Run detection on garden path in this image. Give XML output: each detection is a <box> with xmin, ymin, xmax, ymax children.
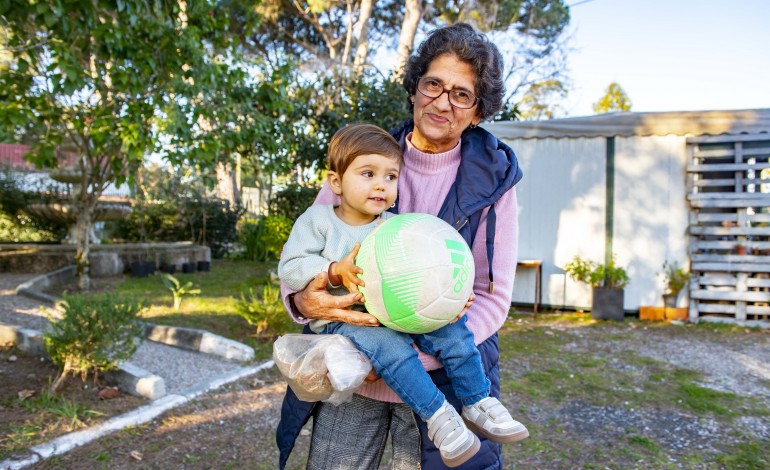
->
<box><xmin>0</xmin><ymin>274</ymin><xmax>245</xmax><ymax>394</ymax></box>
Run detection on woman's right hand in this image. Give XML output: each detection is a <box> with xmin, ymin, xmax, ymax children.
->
<box><xmin>293</xmin><ymin>271</ymin><xmax>380</xmax><ymax>326</ymax></box>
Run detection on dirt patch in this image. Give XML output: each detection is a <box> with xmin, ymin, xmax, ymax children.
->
<box><xmin>0</xmin><ymin>343</ymin><xmax>145</xmax><ymax>461</ymax></box>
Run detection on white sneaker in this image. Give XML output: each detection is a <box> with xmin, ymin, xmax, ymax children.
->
<box><xmin>462</xmin><ymin>397</ymin><xmax>529</xmax><ymax>444</ymax></box>
<box><xmin>426</xmin><ymin>401</ymin><xmax>480</xmax><ymax>467</ymax></box>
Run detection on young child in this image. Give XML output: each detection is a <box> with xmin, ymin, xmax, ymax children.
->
<box><xmin>278</xmin><ymin>123</ymin><xmax>528</xmax><ymax>467</ymax></box>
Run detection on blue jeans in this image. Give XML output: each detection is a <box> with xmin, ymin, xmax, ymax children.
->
<box><xmin>323</xmin><ymin>316</ymin><xmax>490</xmax><ymax>421</ymax></box>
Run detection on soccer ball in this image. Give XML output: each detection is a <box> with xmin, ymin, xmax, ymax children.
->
<box><xmin>355</xmin><ymin>213</ymin><xmax>475</xmax><ymax>334</ymax></box>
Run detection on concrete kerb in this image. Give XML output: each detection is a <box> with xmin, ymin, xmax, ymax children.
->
<box><xmin>0</xmin><ymin>360</ymin><xmax>275</xmax><ymax>470</ymax></box>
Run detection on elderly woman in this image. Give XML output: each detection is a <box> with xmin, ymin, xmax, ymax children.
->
<box><xmin>277</xmin><ymin>22</ymin><xmax>523</xmax><ymax>470</ymax></box>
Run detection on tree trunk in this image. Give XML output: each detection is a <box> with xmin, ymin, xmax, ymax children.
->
<box><xmin>75</xmin><ymin>205</ymin><xmax>93</xmax><ymax>292</ymax></box>
<box><xmin>353</xmin><ymin>0</ymin><xmax>374</xmax><ymax>72</ymax></box>
<box><xmin>391</xmin><ymin>0</ymin><xmax>422</xmax><ymax>81</ymax></box>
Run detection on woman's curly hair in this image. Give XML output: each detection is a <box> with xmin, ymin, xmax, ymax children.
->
<box><xmin>403</xmin><ymin>23</ymin><xmax>505</xmax><ymax>121</ymax></box>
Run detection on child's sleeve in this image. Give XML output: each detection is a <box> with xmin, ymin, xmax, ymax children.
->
<box><xmin>278</xmin><ymin>209</ymin><xmax>332</xmax><ymax>292</ymax></box>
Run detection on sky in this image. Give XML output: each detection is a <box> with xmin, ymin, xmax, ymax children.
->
<box><xmin>562</xmin><ymin>0</ymin><xmax>770</xmax><ymax>117</ymax></box>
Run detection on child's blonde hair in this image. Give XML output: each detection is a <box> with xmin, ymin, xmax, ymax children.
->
<box><xmin>328</xmin><ymin>124</ymin><xmax>403</xmax><ymax>177</ymax></box>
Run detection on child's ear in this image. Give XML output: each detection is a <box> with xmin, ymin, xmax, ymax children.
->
<box><xmin>328</xmin><ymin>171</ymin><xmax>343</xmax><ymax>195</ymax></box>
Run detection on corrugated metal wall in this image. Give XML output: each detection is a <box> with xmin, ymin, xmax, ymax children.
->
<box><xmin>504</xmin><ymin>134</ymin><xmax>690</xmax><ymax>311</ymax></box>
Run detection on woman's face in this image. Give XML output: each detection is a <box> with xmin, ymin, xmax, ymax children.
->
<box><xmin>410</xmin><ymin>53</ymin><xmax>481</xmax><ymax>154</ymax></box>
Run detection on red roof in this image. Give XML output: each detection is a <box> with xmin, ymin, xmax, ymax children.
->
<box><xmin>0</xmin><ymin>144</ymin><xmax>78</xmax><ymax>171</ymax></box>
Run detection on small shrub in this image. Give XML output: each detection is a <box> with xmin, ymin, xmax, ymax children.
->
<box><xmin>237</xmin><ymin>215</ymin><xmax>292</xmax><ymax>261</ymax></box>
<box><xmin>564</xmin><ymin>255</ymin><xmax>629</xmax><ymax>289</ymax></box>
<box><xmin>238</xmin><ymin>218</ymin><xmax>268</xmax><ymax>262</ymax></box>
<box><xmin>161</xmin><ymin>274</ymin><xmax>201</xmax><ymax>310</ymax></box>
<box><xmin>261</xmin><ymin>215</ymin><xmax>293</xmax><ymax>260</ymax></box>
<box><xmin>662</xmin><ymin>261</ymin><xmax>690</xmax><ymax>295</ymax></box>
<box><xmin>43</xmin><ymin>294</ymin><xmax>145</xmax><ymax>392</ymax></box>
<box><xmin>235</xmin><ymin>281</ymin><xmax>294</xmax><ymax>339</ymax></box>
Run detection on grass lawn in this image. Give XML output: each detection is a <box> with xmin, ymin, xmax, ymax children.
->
<box><xmin>78</xmin><ymin>259</ymin><xmax>302</xmax><ymax>360</ymax></box>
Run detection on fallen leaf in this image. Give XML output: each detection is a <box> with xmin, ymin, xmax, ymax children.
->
<box><xmin>130</xmin><ymin>450</ymin><xmax>143</xmax><ymax>461</ymax></box>
<box><xmin>97</xmin><ymin>387</ymin><xmax>121</xmax><ymax>400</ymax></box>
<box><xmin>18</xmin><ymin>389</ymin><xmax>35</xmax><ymax>401</ymax></box>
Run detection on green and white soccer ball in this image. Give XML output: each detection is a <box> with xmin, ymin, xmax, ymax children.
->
<box><xmin>355</xmin><ymin>213</ymin><xmax>475</xmax><ymax>334</ymax></box>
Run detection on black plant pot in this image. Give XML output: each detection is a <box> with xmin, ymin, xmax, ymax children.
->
<box><xmin>662</xmin><ymin>293</ymin><xmax>679</xmax><ymax>308</ymax></box>
<box><xmin>591</xmin><ymin>287</ymin><xmax>625</xmax><ymax>321</ymax></box>
<box><xmin>197</xmin><ymin>261</ymin><xmax>211</xmax><ymax>272</ymax></box>
<box><xmin>131</xmin><ymin>261</ymin><xmax>154</xmax><ymax>278</ymax></box>
<box><xmin>182</xmin><ymin>262</ymin><xmax>197</xmax><ymax>274</ymax></box>
<box><xmin>160</xmin><ymin>263</ymin><xmax>177</xmax><ymax>275</ymax></box>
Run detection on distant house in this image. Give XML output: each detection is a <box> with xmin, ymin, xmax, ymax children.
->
<box><xmin>0</xmin><ymin>144</ymin><xmax>129</xmax><ymax>197</ymax></box>
<box><xmin>484</xmin><ymin>109</ymin><xmax>770</xmax><ymax>325</ymax></box>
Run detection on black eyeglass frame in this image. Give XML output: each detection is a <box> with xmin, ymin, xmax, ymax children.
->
<box><xmin>416</xmin><ymin>77</ymin><xmax>479</xmax><ymax>109</ymax></box>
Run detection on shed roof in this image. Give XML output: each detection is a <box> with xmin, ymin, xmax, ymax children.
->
<box><xmin>483</xmin><ymin>108</ymin><xmax>770</xmax><ymax>140</ymax></box>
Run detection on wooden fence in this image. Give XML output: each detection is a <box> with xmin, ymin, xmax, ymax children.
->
<box><xmin>686</xmin><ymin>134</ymin><xmax>770</xmax><ymax>325</ymax></box>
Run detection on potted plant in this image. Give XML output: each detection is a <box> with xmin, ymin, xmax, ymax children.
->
<box><xmin>564</xmin><ymin>255</ymin><xmax>630</xmax><ymax>321</ymax></box>
<box><xmin>661</xmin><ymin>261</ymin><xmax>690</xmax><ymax>308</ymax></box>
<box><xmin>159</xmin><ymin>253</ymin><xmax>176</xmax><ymax>275</ymax></box>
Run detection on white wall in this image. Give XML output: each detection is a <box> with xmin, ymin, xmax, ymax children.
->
<box><xmin>508</xmin><ymin>137</ymin><xmax>607</xmax><ymax>310</ymax></box>
<box><xmin>614</xmin><ymin>135</ymin><xmax>690</xmax><ymax>308</ymax></box>
<box><xmin>504</xmin><ymin>134</ymin><xmax>690</xmax><ymax>311</ymax></box>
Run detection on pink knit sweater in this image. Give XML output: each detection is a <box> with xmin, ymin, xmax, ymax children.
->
<box><xmin>285</xmin><ymin>133</ymin><xmax>519</xmax><ymax>403</ymax></box>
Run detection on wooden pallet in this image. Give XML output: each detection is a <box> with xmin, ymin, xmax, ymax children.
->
<box><xmin>686</xmin><ymin>135</ymin><xmax>770</xmax><ymax>325</ymax></box>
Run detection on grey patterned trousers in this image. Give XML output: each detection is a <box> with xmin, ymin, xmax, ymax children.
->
<box><xmin>307</xmin><ymin>394</ymin><xmax>422</xmax><ymax>470</ymax></box>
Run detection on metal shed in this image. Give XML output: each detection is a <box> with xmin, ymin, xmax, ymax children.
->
<box><xmin>485</xmin><ymin>109</ymin><xmax>770</xmax><ymax>324</ymax></box>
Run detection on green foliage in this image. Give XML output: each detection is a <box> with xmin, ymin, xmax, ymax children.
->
<box><xmin>238</xmin><ymin>218</ymin><xmax>269</xmax><ymax>262</ymax></box>
<box><xmin>268</xmin><ymin>183</ymin><xmax>320</xmax><ymax>221</ymax></box>
<box><xmin>0</xmin><ymin>0</ymin><xmax>287</xmax><ymax>284</ymax></box>
<box><xmin>564</xmin><ymin>255</ymin><xmax>630</xmax><ymax>289</ymax></box>
<box><xmin>20</xmin><ymin>388</ymin><xmax>103</xmax><ymax>430</ymax></box>
<box><xmin>662</xmin><ymin>261</ymin><xmax>690</xmax><ymax>295</ymax></box>
<box><xmin>592</xmin><ymin>82</ymin><xmax>633</xmax><ymax>114</ymax></box>
<box><xmin>162</xmin><ymin>274</ymin><xmax>201</xmax><ymax>311</ymax></box>
<box><xmin>517</xmin><ymin>79</ymin><xmax>567</xmax><ymax>120</ymax></box>
<box><xmin>43</xmin><ymin>294</ymin><xmax>145</xmax><ymax>391</ymax></box>
<box><xmin>0</xmin><ymin>170</ymin><xmax>67</xmax><ymax>242</ymax></box>
<box><xmin>186</xmin><ymin>198</ymin><xmax>245</xmax><ymax>259</ymax></box>
<box><xmin>235</xmin><ymin>280</ymin><xmax>294</xmax><ymax>340</ymax></box>
<box><xmin>237</xmin><ymin>215</ymin><xmax>293</xmax><ymax>262</ymax></box>
<box><xmin>262</xmin><ymin>215</ymin><xmax>293</xmax><ymax>259</ymax></box>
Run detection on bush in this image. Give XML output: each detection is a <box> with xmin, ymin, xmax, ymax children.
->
<box><xmin>0</xmin><ymin>170</ymin><xmax>67</xmax><ymax>242</ymax></box>
<box><xmin>43</xmin><ymin>294</ymin><xmax>145</xmax><ymax>392</ymax></box>
<box><xmin>185</xmin><ymin>198</ymin><xmax>245</xmax><ymax>259</ymax></box>
<box><xmin>237</xmin><ymin>215</ymin><xmax>292</xmax><ymax>262</ymax></box>
<box><xmin>268</xmin><ymin>183</ymin><xmax>319</xmax><ymax>221</ymax></box>
<box><xmin>235</xmin><ymin>280</ymin><xmax>296</xmax><ymax>340</ymax></box>
<box><xmin>564</xmin><ymin>255</ymin><xmax>629</xmax><ymax>289</ymax></box>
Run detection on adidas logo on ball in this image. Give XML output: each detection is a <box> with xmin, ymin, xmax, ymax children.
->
<box><xmin>356</xmin><ymin>213</ymin><xmax>475</xmax><ymax>334</ymax></box>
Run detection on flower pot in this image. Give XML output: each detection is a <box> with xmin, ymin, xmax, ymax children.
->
<box><xmin>197</xmin><ymin>261</ymin><xmax>211</xmax><ymax>272</ymax></box>
<box><xmin>182</xmin><ymin>262</ymin><xmax>196</xmax><ymax>274</ymax></box>
<box><xmin>160</xmin><ymin>263</ymin><xmax>177</xmax><ymax>275</ymax></box>
<box><xmin>131</xmin><ymin>261</ymin><xmax>154</xmax><ymax>278</ymax></box>
<box><xmin>662</xmin><ymin>293</ymin><xmax>679</xmax><ymax>308</ymax></box>
<box><xmin>591</xmin><ymin>287</ymin><xmax>625</xmax><ymax>321</ymax></box>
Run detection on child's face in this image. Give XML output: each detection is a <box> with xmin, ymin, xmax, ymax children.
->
<box><xmin>329</xmin><ymin>153</ymin><xmax>400</xmax><ymax>225</ymax></box>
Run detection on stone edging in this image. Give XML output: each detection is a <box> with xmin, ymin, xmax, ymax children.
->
<box><xmin>6</xmin><ymin>268</ymin><xmax>256</xmax><ymax>401</ymax></box>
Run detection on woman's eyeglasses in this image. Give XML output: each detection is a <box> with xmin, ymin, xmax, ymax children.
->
<box><xmin>417</xmin><ymin>77</ymin><xmax>478</xmax><ymax>109</ymax></box>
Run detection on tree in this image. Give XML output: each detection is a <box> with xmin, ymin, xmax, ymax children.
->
<box><xmin>592</xmin><ymin>82</ymin><xmax>632</xmax><ymax>114</ymax></box>
<box><xmin>517</xmin><ymin>79</ymin><xmax>567</xmax><ymax>120</ymax></box>
<box><xmin>0</xmin><ymin>1</ymin><xmax>287</xmax><ymax>290</ymax></box>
